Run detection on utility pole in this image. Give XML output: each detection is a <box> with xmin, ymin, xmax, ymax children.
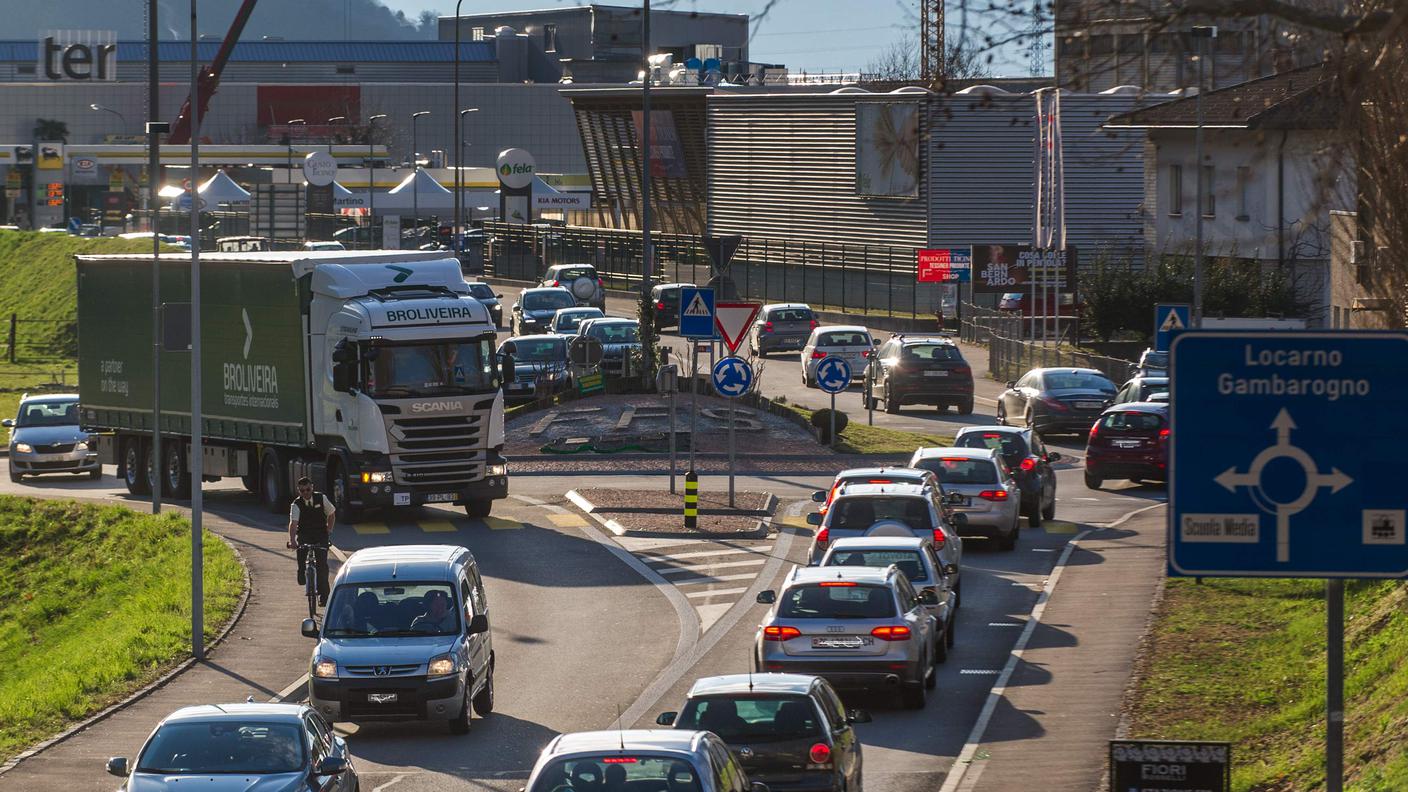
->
<box><xmin>1191</xmin><ymin>25</ymin><xmax>1217</xmax><ymax>328</ymax></box>
<box><xmin>148</xmin><ymin>0</ymin><xmax>164</xmax><ymax>516</ymax></box>
<box><xmin>411</xmin><ymin>110</ymin><xmax>429</xmax><ymax>245</ymax></box>
<box><xmin>188</xmin><ymin>0</ymin><xmax>205</xmax><ymax>662</ymax></box>
<box><xmin>454</xmin><ymin>0</ymin><xmax>467</xmax><ymax>249</ymax></box>
<box><xmin>640</xmin><ymin>0</ymin><xmax>656</xmax><ymax>387</ymax></box>
<box><xmin>367</xmin><ymin>114</ymin><xmax>386</xmax><ymax>248</ymax></box>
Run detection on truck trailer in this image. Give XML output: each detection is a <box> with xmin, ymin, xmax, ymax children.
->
<box><xmin>76</xmin><ymin>250</ymin><xmax>509</xmax><ymax>519</ymax></box>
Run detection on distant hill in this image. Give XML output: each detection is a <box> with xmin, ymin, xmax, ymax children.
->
<box><xmin>13</xmin><ymin>0</ymin><xmax>436</xmax><ymax>42</ymax></box>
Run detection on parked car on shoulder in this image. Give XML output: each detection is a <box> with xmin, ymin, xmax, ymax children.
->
<box><xmin>656</xmin><ymin>673</ymin><xmax>868</xmax><ymax>792</ymax></box>
<box><xmin>651</xmin><ymin>282</ymin><xmax>696</xmax><ymax>330</ymax></box>
<box><xmin>4</xmin><ymin>393</ymin><xmax>99</xmax><ymax>482</ymax></box>
<box><xmin>864</xmin><ymin>334</ymin><xmax>974</xmax><ymax>414</ymax></box>
<box><xmin>750</xmin><ymin>304</ymin><xmax>816</xmax><ymax>356</ymax></box>
<box><xmin>801</xmin><ymin>325</ymin><xmax>875</xmax><ymax>388</ymax></box>
<box><xmin>908</xmin><ymin>447</ymin><xmax>1021</xmax><ymax>549</ymax></box>
<box><xmin>1084</xmin><ymin>401</ymin><xmax>1169</xmax><ymax>489</ymax></box>
<box><xmin>997</xmin><ymin>367</ymin><xmax>1116</xmax><ymax>435</ymax></box>
<box><xmin>539</xmin><ymin>263</ymin><xmax>606</xmax><ymax>309</ymax></box>
<box><xmin>952</xmin><ymin>426</ymin><xmax>1059</xmax><ymax>527</ymax></box>
<box><xmin>524</xmin><ymin>730</ymin><xmax>766</xmax><ymax>792</ymax></box>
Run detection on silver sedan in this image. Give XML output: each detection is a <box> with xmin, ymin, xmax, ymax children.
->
<box><xmin>908</xmin><ymin>446</ymin><xmax>1022</xmax><ymax>550</ymax></box>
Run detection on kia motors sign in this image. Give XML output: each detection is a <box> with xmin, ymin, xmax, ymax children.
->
<box><xmin>496</xmin><ymin>148</ymin><xmax>536</xmax><ymax>190</ymax></box>
<box><xmin>39</xmin><ymin>30</ymin><xmax>117</xmax><ymax>81</ymax></box>
<box><xmin>917</xmin><ymin>247</ymin><xmax>972</xmax><ymax>283</ymax></box>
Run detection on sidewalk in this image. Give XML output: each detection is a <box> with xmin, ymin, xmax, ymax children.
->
<box><xmin>961</xmin><ymin>507</ymin><xmax>1166</xmax><ymax>791</ymax></box>
<box><xmin>0</xmin><ymin>505</ymin><xmax>314</xmax><ymax>792</ymax></box>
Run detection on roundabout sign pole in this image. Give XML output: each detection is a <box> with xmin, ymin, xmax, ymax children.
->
<box><xmin>712</xmin><ymin>356</ymin><xmax>755</xmax><ymax>507</ymax></box>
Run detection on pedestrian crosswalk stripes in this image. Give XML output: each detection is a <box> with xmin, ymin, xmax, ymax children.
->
<box><xmin>660</xmin><ymin>571</ymin><xmax>761</xmax><ymax>587</ymax></box>
<box><xmin>654</xmin><ymin>558</ymin><xmax>767</xmax><ymax>575</ymax></box>
<box><xmin>420</xmin><ymin>520</ymin><xmax>457</xmax><ymax>533</ymax></box>
<box><xmin>637</xmin><ymin>545</ymin><xmax>773</xmax><ymax>562</ymax></box>
<box><xmin>547</xmin><ymin>513</ymin><xmax>588</xmax><ymax>528</ymax></box>
<box><xmin>685</xmin><ymin>586</ymin><xmax>748</xmax><ymax>599</ymax></box>
<box><xmin>608</xmin><ymin>534</ymin><xmax>779</xmax><ymax>634</ymax></box>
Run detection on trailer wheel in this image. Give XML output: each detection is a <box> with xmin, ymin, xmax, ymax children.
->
<box><xmin>260</xmin><ymin>450</ymin><xmax>289</xmax><ymax>514</ymax></box>
<box><xmin>163</xmin><ymin>440</ymin><xmax>191</xmax><ymax>499</ymax></box>
<box><xmin>124</xmin><ymin>437</ymin><xmax>152</xmax><ymax>496</ymax></box>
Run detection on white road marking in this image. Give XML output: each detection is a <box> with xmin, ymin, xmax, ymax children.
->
<box><xmin>987</xmin><ymin>622</ymin><xmax>1023</xmax><ymax>627</ymax></box>
<box><xmin>696</xmin><ymin>602</ymin><xmax>732</xmax><ymax>633</ymax></box>
<box><xmin>665</xmin><ymin>571</ymin><xmax>764</xmax><ymax>586</ymax></box>
<box><xmin>1031</xmin><ymin>548</ymin><xmax>1056</xmax><ymax>552</ymax></box>
<box><xmin>959</xmin><ymin>669</ymin><xmax>1002</xmax><ymax>675</ymax></box>
<box><xmin>656</xmin><ymin>558</ymin><xmax>767</xmax><ymax>575</ymax></box>
<box><xmin>685</xmin><ymin>587</ymin><xmax>749</xmax><ymax>599</ymax></box>
<box><xmin>638</xmin><ymin>545</ymin><xmax>773</xmax><ymax>562</ymax></box>
<box><xmin>371</xmin><ymin>774</ymin><xmax>408</xmax><ymax>792</ymax></box>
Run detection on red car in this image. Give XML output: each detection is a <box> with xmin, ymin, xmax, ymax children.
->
<box><xmin>1084</xmin><ymin>402</ymin><xmax>1169</xmax><ymax>488</ymax></box>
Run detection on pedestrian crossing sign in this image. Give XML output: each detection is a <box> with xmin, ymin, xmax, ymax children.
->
<box><xmin>679</xmin><ymin>287</ymin><xmax>717</xmax><ymax>338</ymax></box>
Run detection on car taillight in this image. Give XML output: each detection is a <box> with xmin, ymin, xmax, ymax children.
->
<box><xmin>809</xmin><ymin>319</ymin><xmax>819</xmax><ymax>329</ymax></box>
<box><xmin>861</xmin><ymin>349</ymin><xmax>872</xmax><ymax>358</ymax></box>
<box><xmin>811</xmin><ymin>350</ymin><xmax>827</xmax><ymax>359</ymax></box>
<box><xmin>1089</xmin><ymin>423</ymin><xmax>1102</xmax><ymax>441</ymax></box>
<box><xmin>809</xmin><ymin>743</ymin><xmax>832</xmax><ymax>764</ymax></box>
<box><xmin>763</xmin><ymin>625</ymin><xmax>801</xmax><ymax>641</ymax></box>
<box><xmin>1159</xmin><ymin>427</ymin><xmax>1170</xmax><ymax>439</ymax></box>
<box><xmin>816</xmin><ymin>526</ymin><xmax>829</xmax><ymax>546</ymax></box>
<box><xmin>871</xmin><ymin>625</ymin><xmax>912</xmax><ymax>641</ymax></box>
<box><xmin>931</xmin><ymin>527</ymin><xmax>946</xmax><ymax>547</ymax></box>
<box><xmin>764</xmin><ymin>321</ymin><xmax>774</xmax><ymax>332</ymax></box>
<box><xmin>1041</xmin><ymin>396</ymin><xmax>1070</xmax><ymax>412</ymax></box>
<box><xmin>1020</xmin><ymin>458</ymin><xmax>1037</xmax><ymax>471</ymax></box>
<box><xmin>656</xmin><ymin>301</ymin><xmax>665</xmax><ymax>310</ymax></box>
<box><xmin>954</xmin><ymin>365</ymin><xmax>972</xmax><ymax>376</ymax></box>
<box><xmin>820</xmin><ymin>581</ymin><xmax>857</xmax><ymax>587</ymax></box>
<box><xmin>979</xmin><ymin>490</ymin><xmax>1009</xmax><ymax>501</ymax></box>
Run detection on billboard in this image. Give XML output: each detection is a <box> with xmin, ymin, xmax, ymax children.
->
<box><xmin>917</xmin><ymin>247</ymin><xmax>972</xmax><ymax>283</ymax></box>
<box><xmin>631</xmin><ymin>110</ymin><xmax>688</xmax><ymax>179</ymax></box>
<box><xmin>971</xmin><ymin>244</ymin><xmax>1078</xmax><ymax>294</ymax></box>
<box><xmin>855</xmin><ymin>102</ymin><xmax>920</xmax><ymax>198</ymax></box>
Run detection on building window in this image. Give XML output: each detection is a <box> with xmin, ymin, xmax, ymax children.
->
<box><xmin>1202</xmin><ymin>164</ymin><xmax>1215</xmax><ymax>217</ymax></box>
<box><xmin>544</xmin><ymin>23</ymin><xmax>558</xmax><ymax>52</ymax></box>
<box><xmin>471</xmin><ymin>26</ymin><xmax>485</xmax><ymax>42</ymax></box>
<box><xmin>1168</xmin><ymin>164</ymin><xmax>1183</xmax><ymax>215</ymax></box>
<box><xmin>1235</xmin><ymin>165</ymin><xmax>1250</xmax><ymax>220</ymax></box>
<box><xmin>335</xmin><ymin>65</ymin><xmax>355</xmax><ymax>74</ymax></box>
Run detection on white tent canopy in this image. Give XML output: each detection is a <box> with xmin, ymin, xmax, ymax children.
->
<box><xmin>378</xmin><ymin>167</ymin><xmax>454</xmax><ymax>211</ymax></box>
<box><xmin>158</xmin><ymin>170</ymin><xmax>251</xmax><ymax>205</ymax></box>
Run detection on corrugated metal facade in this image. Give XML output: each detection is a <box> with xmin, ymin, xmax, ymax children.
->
<box><xmin>706</xmin><ymin>92</ymin><xmax>929</xmax><ymax>250</ymax></box>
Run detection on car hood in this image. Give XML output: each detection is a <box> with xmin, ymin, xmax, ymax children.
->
<box><xmin>317</xmin><ymin>635</ymin><xmax>457</xmax><ymax>665</ymax></box>
<box><xmin>130</xmin><ymin>772</ymin><xmax>304</xmax><ymax>792</ymax></box>
<box><xmin>11</xmin><ymin>425</ymin><xmax>89</xmax><ymax>445</ymax></box>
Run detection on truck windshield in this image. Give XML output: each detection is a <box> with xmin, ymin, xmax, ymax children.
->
<box><xmin>366</xmin><ymin>337</ymin><xmax>496</xmax><ymax>397</ymax></box>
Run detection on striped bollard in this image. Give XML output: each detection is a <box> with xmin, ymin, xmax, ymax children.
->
<box><xmin>684</xmin><ymin>470</ymin><xmax>698</xmax><ymax>529</ymax></box>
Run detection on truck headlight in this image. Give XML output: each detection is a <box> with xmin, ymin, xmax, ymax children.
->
<box><xmin>13</xmin><ymin>443</ymin><xmax>31</xmax><ymax>454</ymax></box>
<box><xmin>487</xmin><ymin>463</ymin><xmax>507</xmax><ymax>477</ymax></box>
<box><xmin>360</xmin><ymin>471</ymin><xmax>392</xmax><ymax>483</ymax></box>
<box><xmin>313</xmin><ymin>659</ymin><xmax>338</xmax><ymax>679</ymax></box>
<box><xmin>427</xmin><ymin>654</ymin><xmax>457</xmax><ymax>678</ymax></box>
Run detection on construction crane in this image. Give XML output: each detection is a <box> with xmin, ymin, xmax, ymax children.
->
<box><xmin>167</xmin><ymin>0</ymin><xmax>261</xmax><ymax>144</ymax></box>
<box><xmin>919</xmin><ymin>0</ymin><xmax>944</xmax><ymax>84</ymax></box>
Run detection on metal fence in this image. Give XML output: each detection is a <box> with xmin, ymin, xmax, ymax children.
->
<box><xmin>986</xmin><ymin>332</ymin><xmax>1136</xmax><ymax>384</ymax></box>
<box><xmin>482</xmin><ymin>223</ymin><xmax>944</xmax><ymax>318</ymax></box>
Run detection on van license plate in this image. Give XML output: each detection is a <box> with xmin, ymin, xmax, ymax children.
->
<box><xmin>393</xmin><ymin>492</ymin><xmax>411</xmax><ymax>506</ymax></box>
<box><xmin>425</xmin><ymin>493</ymin><xmax>457</xmax><ymax>503</ymax></box>
<box><xmin>367</xmin><ymin>693</ymin><xmax>398</xmax><ymax>704</ymax></box>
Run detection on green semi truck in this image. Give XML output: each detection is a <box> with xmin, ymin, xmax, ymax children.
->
<box><xmin>76</xmin><ymin>250</ymin><xmax>509</xmax><ymax>518</ymax></box>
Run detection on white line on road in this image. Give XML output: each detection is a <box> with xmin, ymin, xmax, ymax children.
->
<box><xmin>371</xmin><ymin>774</ymin><xmax>408</xmax><ymax>792</ymax></box>
<box><xmin>656</xmin><ymin>558</ymin><xmax>767</xmax><ymax>574</ymax></box>
<box><xmin>665</xmin><ymin>571</ymin><xmax>764</xmax><ymax>586</ymax></box>
<box><xmin>987</xmin><ymin>622</ymin><xmax>1023</xmax><ymax>627</ymax></box>
<box><xmin>638</xmin><ymin>545</ymin><xmax>773</xmax><ymax>562</ymax></box>
<box><xmin>1031</xmin><ymin>548</ymin><xmax>1056</xmax><ymax>552</ymax></box>
<box><xmin>959</xmin><ymin>669</ymin><xmax>1002</xmax><ymax>675</ymax></box>
<box><xmin>685</xmin><ymin>587</ymin><xmax>749</xmax><ymax>599</ymax></box>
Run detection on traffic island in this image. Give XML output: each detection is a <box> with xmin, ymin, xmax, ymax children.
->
<box><xmin>566</xmin><ymin>488</ymin><xmax>776</xmax><ymax>538</ymax></box>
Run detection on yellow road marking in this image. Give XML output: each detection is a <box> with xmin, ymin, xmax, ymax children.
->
<box><xmin>548</xmin><ymin>513</ymin><xmax>588</xmax><ymax>528</ymax></box>
<box><xmin>352</xmin><ymin>522</ymin><xmax>390</xmax><ymax>535</ymax></box>
<box><xmin>1044</xmin><ymin>520</ymin><xmax>1079</xmax><ymax>534</ymax></box>
<box><xmin>420</xmin><ymin>520</ymin><xmax>458</xmax><ymax>533</ymax></box>
<box><xmin>484</xmin><ymin>517</ymin><xmax>523</xmax><ymax>530</ymax></box>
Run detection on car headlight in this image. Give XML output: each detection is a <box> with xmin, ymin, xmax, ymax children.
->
<box><xmin>74</xmin><ymin>441</ymin><xmax>89</xmax><ymax>453</ymax></box>
<box><xmin>313</xmin><ymin>659</ymin><xmax>338</xmax><ymax>679</ymax></box>
<box><xmin>487</xmin><ymin>463</ymin><xmax>507</xmax><ymax>477</ymax></box>
<box><xmin>427</xmin><ymin>654</ymin><xmax>457</xmax><ymax>678</ymax></box>
<box><xmin>360</xmin><ymin>471</ymin><xmax>391</xmax><ymax>483</ymax></box>
<box><xmin>13</xmin><ymin>443</ymin><xmax>31</xmax><ymax>454</ymax></box>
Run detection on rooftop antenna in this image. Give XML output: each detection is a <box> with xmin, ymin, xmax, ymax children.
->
<box><xmin>748</xmin><ymin>648</ymin><xmax>755</xmax><ymax>691</ymax></box>
<box><xmin>616</xmin><ymin>701</ymin><xmax>626</xmax><ymax>751</ymax></box>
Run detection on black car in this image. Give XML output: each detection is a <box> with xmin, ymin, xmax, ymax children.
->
<box><xmin>465</xmin><ymin>281</ymin><xmax>503</xmax><ymax>328</ymax></box>
<box><xmin>953</xmin><ymin>425</ymin><xmax>1061</xmax><ymax>526</ymax></box>
<box><xmin>864</xmin><ymin>334</ymin><xmax>974</xmax><ymax>414</ymax></box>
<box><xmin>651</xmin><ymin>282</ymin><xmax>695</xmax><ymax>330</ymax></box>
<box><xmin>499</xmin><ymin>335</ymin><xmax>571</xmax><ymax>402</ymax></box>
<box><xmin>657</xmin><ymin>673</ymin><xmax>868</xmax><ymax>792</ymax></box>
<box><xmin>511</xmin><ymin>287</ymin><xmax>576</xmax><ymax>335</ymax></box>
<box><xmin>998</xmin><ymin>367</ymin><xmax>1116</xmax><ymax>436</ymax></box>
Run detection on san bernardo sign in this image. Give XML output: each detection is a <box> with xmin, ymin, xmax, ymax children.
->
<box><xmin>496</xmin><ymin>148</ymin><xmax>536</xmax><ymax>190</ymax></box>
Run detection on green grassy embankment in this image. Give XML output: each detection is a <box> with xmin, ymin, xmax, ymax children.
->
<box><xmin>1125</xmin><ymin>578</ymin><xmax>1408</xmax><ymax>790</ymax></box>
<box><xmin>0</xmin><ymin>230</ymin><xmax>170</xmax><ymax>419</ymax></box>
<box><xmin>0</xmin><ymin>496</ymin><xmax>244</xmax><ymax>762</ymax></box>
<box><xmin>780</xmin><ymin>402</ymin><xmax>952</xmax><ymax>455</ymax></box>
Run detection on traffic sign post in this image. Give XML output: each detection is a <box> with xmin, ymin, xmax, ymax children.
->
<box><xmin>714</xmin><ymin>302</ymin><xmax>760</xmax><ymax>355</ymax></box>
<box><xmin>1154</xmin><ymin>304</ymin><xmax>1190</xmax><ymax>352</ymax></box>
<box><xmin>679</xmin><ymin>286</ymin><xmax>716</xmax><ymax>338</ymax></box>
<box><xmin>814</xmin><ymin>356</ymin><xmax>852</xmax><ymax>448</ymax></box>
<box><xmin>712</xmin><ymin>356</ymin><xmax>755</xmax><ymax>506</ymax></box>
<box><xmin>1171</xmin><ymin>330</ymin><xmax>1408</xmax><ymax>792</ymax></box>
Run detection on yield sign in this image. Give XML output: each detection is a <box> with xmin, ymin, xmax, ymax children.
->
<box><xmin>714</xmin><ymin>302</ymin><xmax>760</xmax><ymax>354</ymax></box>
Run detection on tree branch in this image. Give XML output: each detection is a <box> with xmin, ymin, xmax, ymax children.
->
<box><xmin>1168</xmin><ymin>0</ymin><xmax>1394</xmax><ymax>36</ymax></box>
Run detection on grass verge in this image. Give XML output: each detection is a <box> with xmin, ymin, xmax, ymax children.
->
<box><xmin>1125</xmin><ymin>578</ymin><xmax>1408</xmax><ymax>791</ymax></box>
<box><xmin>0</xmin><ymin>496</ymin><xmax>244</xmax><ymax>762</ymax></box>
<box><xmin>780</xmin><ymin>403</ymin><xmax>952</xmax><ymax>455</ymax></box>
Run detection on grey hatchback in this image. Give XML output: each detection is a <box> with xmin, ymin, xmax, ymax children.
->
<box><xmin>4</xmin><ymin>394</ymin><xmax>100</xmax><ymax>481</ymax></box>
<box><xmin>525</xmin><ymin>730</ymin><xmax>769</xmax><ymax>792</ymax></box>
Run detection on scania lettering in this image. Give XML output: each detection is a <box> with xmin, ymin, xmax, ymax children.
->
<box><xmin>77</xmin><ymin>251</ymin><xmax>510</xmax><ymax>520</ymax></box>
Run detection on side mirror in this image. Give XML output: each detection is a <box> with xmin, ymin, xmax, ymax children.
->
<box><xmin>300</xmin><ymin>618</ymin><xmax>320</xmax><ymax>639</ymax></box>
<box><xmin>1005</xmin><ymin>380</ymin><xmax>1016</xmax><ymax>390</ymax></box>
<box><xmin>105</xmin><ymin>757</ymin><xmax>129</xmax><ymax>777</ymax></box>
<box><xmin>494</xmin><ymin>293</ymin><xmax>503</xmax><ymax>299</ymax></box>
<box><xmin>315</xmin><ymin>756</ymin><xmax>348</xmax><ymax>776</ymax></box>
<box><xmin>805</xmin><ymin>512</ymin><xmax>822</xmax><ymax>526</ymax></box>
<box><xmin>918</xmin><ymin>589</ymin><xmax>939</xmax><ymax>606</ymax></box>
<box><xmin>1</xmin><ymin>419</ymin><xmax>11</xmax><ymax>428</ymax></box>
<box><xmin>949</xmin><ymin>512</ymin><xmax>968</xmax><ymax>528</ymax></box>
<box><xmin>756</xmin><ymin>590</ymin><xmax>777</xmax><ymax>605</ymax></box>
<box><xmin>332</xmin><ymin>362</ymin><xmax>355</xmax><ymax>394</ymax></box>
<box><xmin>944</xmin><ymin>563</ymin><xmax>959</xmax><ymax>576</ymax></box>
<box><xmin>655</xmin><ymin>711</ymin><xmax>678</xmax><ymax>726</ymax></box>
<box><xmin>331</xmin><ymin>338</ymin><xmax>357</xmax><ymax>364</ymax></box>
<box><xmin>500</xmin><ymin>353</ymin><xmax>515</xmax><ymax>386</ymax></box>
<box><xmin>810</xmin><ymin>490</ymin><xmax>827</xmax><ymax>503</ymax></box>
<box><xmin>872</xmin><ymin>338</ymin><xmax>880</xmax><ymax>346</ymax></box>
<box><xmin>1047</xmin><ymin>452</ymin><xmax>1062</xmax><ymax>462</ymax></box>
<box><xmin>846</xmin><ymin>708</ymin><xmax>872</xmax><ymax>724</ymax></box>
<box><xmin>468</xmin><ymin>614</ymin><xmax>490</xmax><ymax>635</ymax></box>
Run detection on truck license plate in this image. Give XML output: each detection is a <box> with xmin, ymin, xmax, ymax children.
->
<box><xmin>393</xmin><ymin>492</ymin><xmax>411</xmax><ymax>506</ymax></box>
<box><xmin>425</xmin><ymin>493</ymin><xmax>457</xmax><ymax>503</ymax></box>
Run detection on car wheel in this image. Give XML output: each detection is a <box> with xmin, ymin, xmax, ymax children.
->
<box><xmin>1042</xmin><ymin>485</ymin><xmax>1057</xmax><ymax>520</ymax></box>
<box><xmin>999</xmin><ymin>521</ymin><xmax>1018</xmax><ymax>551</ymax></box>
<box><xmin>472</xmin><ymin>662</ymin><xmax>495</xmax><ymax>716</ymax></box>
<box><xmin>1026</xmin><ymin>499</ymin><xmax>1043</xmax><ymax>528</ymax></box>
<box><xmin>465</xmin><ymin>498</ymin><xmax>493</xmax><ymax>519</ymax></box>
<box><xmin>932</xmin><ymin>630</ymin><xmax>948</xmax><ymax>666</ymax></box>
<box><xmin>448</xmin><ymin>682</ymin><xmax>472</xmax><ymax>734</ymax></box>
<box><xmin>884</xmin><ymin>384</ymin><xmax>901</xmax><ymax>414</ymax></box>
<box><xmin>946</xmin><ymin>615</ymin><xmax>957</xmax><ymax>648</ymax></box>
<box><xmin>8</xmin><ymin>468</ymin><xmax>21</xmax><ymax>483</ymax></box>
<box><xmin>995</xmin><ymin>403</ymin><xmax>1007</xmax><ymax>425</ymax></box>
<box><xmin>902</xmin><ymin>671</ymin><xmax>928</xmax><ymax>709</ymax></box>
<box><xmin>89</xmin><ymin>467</ymin><xmax>102</xmax><ymax>481</ymax></box>
<box><xmin>1084</xmin><ymin>471</ymin><xmax>1103</xmax><ymax>490</ymax></box>
<box><xmin>957</xmin><ymin>398</ymin><xmax>974</xmax><ymax>415</ymax></box>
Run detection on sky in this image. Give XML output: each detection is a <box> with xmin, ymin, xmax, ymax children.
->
<box><xmin>379</xmin><ymin>0</ymin><xmax>1037</xmax><ymax>76</ymax></box>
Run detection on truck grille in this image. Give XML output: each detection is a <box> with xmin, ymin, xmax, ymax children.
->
<box><xmin>389</xmin><ymin>415</ymin><xmax>481</xmax><ymax>451</ymax></box>
<box><xmin>386</xmin><ymin>413</ymin><xmax>485</xmax><ymax>486</ymax></box>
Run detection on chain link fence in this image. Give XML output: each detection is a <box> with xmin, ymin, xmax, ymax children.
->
<box><xmin>958</xmin><ymin>301</ymin><xmax>1135</xmax><ymax>383</ymax></box>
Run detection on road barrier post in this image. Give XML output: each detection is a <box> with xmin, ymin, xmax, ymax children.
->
<box><xmin>684</xmin><ymin>471</ymin><xmax>698</xmax><ymax>529</ymax></box>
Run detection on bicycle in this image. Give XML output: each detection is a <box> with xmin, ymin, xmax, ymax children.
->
<box><xmin>298</xmin><ymin>543</ymin><xmax>330</xmax><ymax>620</ymax></box>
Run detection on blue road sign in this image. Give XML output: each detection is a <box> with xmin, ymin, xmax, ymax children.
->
<box><xmin>711</xmin><ymin>356</ymin><xmax>754</xmax><ymax>398</ymax></box>
<box><xmin>1170</xmin><ymin>331</ymin><xmax>1408</xmax><ymax>578</ymax></box>
<box><xmin>1154</xmin><ymin>304</ymin><xmax>1190</xmax><ymax>352</ymax></box>
<box><xmin>679</xmin><ymin>287</ymin><xmax>716</xmax><ymax>338</ymax></box>
<box><xmin>815</xmin><ymin>356</ymin><xmax>852</xmax><ymax>395</ymax></box>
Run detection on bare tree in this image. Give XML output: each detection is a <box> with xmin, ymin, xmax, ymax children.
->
<box><xmin>862</xmin><ymin>37</ymin><xmax>993</xmax><ymax>82</ymax></box>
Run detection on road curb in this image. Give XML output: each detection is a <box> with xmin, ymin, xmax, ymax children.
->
<box><xmin>0</xmin><ymin>533</ymin><xmax>254</xmax><ymax>777</ymax></box>
<box><xmin>564</xmin><ymin>488</ymin><xmax>775</xmax><ymax>539</ymax></box>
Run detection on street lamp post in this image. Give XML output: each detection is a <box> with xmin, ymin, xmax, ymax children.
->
<box><xmin>458</xmin><ymin>107</ymin><xmax>479</xmax><ymax>249</ymax></box>
<box><xmin>640</xmin><ymin>0</ymin><xmax>656</xmax><ymax>389</ymax></box>
<box><xmin>326</xmin><ymin>116</ymin><xmax>346</xmax><ymax>156</ymax></box>
<box><xmin>90</xmin><ymin>103</ymin><xmax>127</xmax><ymax>130</ymax></box>
<box><xmin>454</xmin><ymin>0</ymin><xmax>468</xmax><ymax>249</ymax></box>
<box><xmin>287</xmin><ymin>119</ymin><xmax>306</xmax><ymax>181</ymax></box>
<box><xmin>1191</xmin><ymin>25</ymin><xmax>1216</xmax><ymax>328</ymax></box>
<box><xmin>367</xmin><ymin>114</ymin><xmax>386</xmax><ymax>248</ymax></box>
<box><xmin>410</xmin><ymin>110</ymin><xmax>430</xmax><ymax>243</ymax></box>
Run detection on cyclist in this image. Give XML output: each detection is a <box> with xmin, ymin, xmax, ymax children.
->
<box><xmin>286</xmin><ymin>477</ymin><xmax>336</xmax><ymax>606</ymax></box>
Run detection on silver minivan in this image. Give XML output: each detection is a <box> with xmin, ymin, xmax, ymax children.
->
<box><xmin>302</xmin><ymin>545</ymin><xmax>494</xmax><ymax>734</ymax></box>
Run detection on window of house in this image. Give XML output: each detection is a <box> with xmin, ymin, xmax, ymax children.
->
<box><xmin>1088</xmin><ymin>34</ymin><xmax>1114</xmax><ymax>55</ymax></box>
<box><xmin>544</xmin><ymin>23</ymin><xmax>558</xmax><ymax>52</ymax></box>
<box><xmin>1168</xmin><ymin>164</ymin><xmax>1183</xmax><ymax>215</ymax></box>
<box><xmin>1235</xmin><ymin>166</ymin><xmax>1251</xmax><ymax>220</ymax></box>
<box><xmin>1202</xmin><ymin>165</ymin><xmax>1215</xmax><ymax>217</ymax></box>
